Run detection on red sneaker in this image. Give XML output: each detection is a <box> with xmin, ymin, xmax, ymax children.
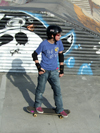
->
<box><xmin>36</xmin><ymin>107</ymin><xmax>44</xmax><ymax>113</ymax></box>
<box><xmin>60</xmin><ymin>111</ymin><xmax>68</xmax><ymax>118</ymax></box>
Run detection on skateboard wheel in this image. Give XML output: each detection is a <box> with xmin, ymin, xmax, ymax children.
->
<box><xmin>59</xmin><ymin>115</ymin><xmax>63</xmax><ymax>119</ymax></box>
<box><xmin>33</xmin><ymin>114</ymin><xmax>37</xmax><ymax>117</ymax></box>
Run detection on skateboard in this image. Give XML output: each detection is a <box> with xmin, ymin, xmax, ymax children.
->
<box><xmin>26</xmin><ymin>106</ymin><xmax>70</xmax><ymax>119</ymax></box>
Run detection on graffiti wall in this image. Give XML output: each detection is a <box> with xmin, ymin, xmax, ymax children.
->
<box><xmin>0</xmin><ymin>9</ymin><xmax>100</xmax><ymax>75</ymax></box>
<box><xmin>68</xmin><ymin>0</ymin><xmax>100</xmax><ymax>34</ymax></box>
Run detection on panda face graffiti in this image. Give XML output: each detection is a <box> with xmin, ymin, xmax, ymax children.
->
<box><xmin>0</xmin><ymin>28</ymin><xmax>42</xmax><ymax>55</ymax></box>
<box><xmin>0</xmin><ymin>12</ymin><xmax>44</xmax><ymax>57</ymax></box>
<box><xmin>0</xmin><ymin>11</ymin><xmax>74</xmax><ymax>56</ymax></box>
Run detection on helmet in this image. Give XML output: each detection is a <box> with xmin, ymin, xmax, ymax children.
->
<box><xmin>46</xmin><ymin>25</ymin><xmax>62</xmax><ymax>39</ymax></box>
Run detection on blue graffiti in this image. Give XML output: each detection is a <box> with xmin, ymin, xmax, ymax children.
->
<box><xmin>64</xmin><ymin>57</ymin><xmax>75</xmax><ymax>68</ymax></box>
<box><xmin>63</xmin><ymin>31</ymin><xmax>76</xmax><ymax>56</ymax></box>
<box><xmin>74</xmin><ymin>45</ymin><xmax>78</xmax><ymax>49</ymax></box>
<box><xmin>74</xmin><ymin>44</ymin><xmax>82</xmax><ymax>49</ymax></box>
<box><xmin>21</xmin><ymin>10</ymin><xmax>49</xmax><ymax>28</ymax></box>
<box><xmin>78</xmin><ymin>63</ymin><xmax>93</xmax><ymax>75</ymax></box>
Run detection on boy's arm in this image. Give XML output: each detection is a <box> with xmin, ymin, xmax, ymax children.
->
<box><xmin>59</xmin><ymin>51</ymin><xmax>64</xmax><ymax>77</ymax></box>
<box><xmin>32</xmin><ymin>51</ymin><xmax>45</xmax><ymax>74</ymax></box>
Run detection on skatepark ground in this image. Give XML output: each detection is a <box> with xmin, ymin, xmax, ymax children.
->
<box><xmin>0</xmin><ymin>72</ymin><xmax>100</xmax><ymax>133</ymax></box>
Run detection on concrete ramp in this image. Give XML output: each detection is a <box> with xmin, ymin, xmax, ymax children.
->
<box><xmin>8</xmin><ymin>0</ymin><xmax>100</xmax><ymax>36</ymax></box>
<box><xmin>0</xmin><ymin>0</ymin><xmax>100</xmax><ymax>35</ymax></box>
<box><xmin>67</xmin><ymin>0</ymin><xmax>100</xmax><ymax>33</ymax></box>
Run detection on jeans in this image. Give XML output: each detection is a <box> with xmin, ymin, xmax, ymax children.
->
<box><xmin>34</xmin><ymin>69</ymin><xmax>64</xmax><ymax>114</ymax></box>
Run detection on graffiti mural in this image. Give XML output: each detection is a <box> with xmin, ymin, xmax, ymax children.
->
<box><xmin>0</xmin><ymin>10</ymin><xmax>75</xmax><ymax>73</ymax></box>
<box><xmin>0</xmin><ymin>10</ymin><xmax>100</xmax><ymax>75</ymax></box>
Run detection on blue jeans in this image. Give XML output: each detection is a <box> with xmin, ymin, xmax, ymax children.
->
<box><xmin>34</xmin><ymin>69</ymin><xmax>64</xmax><ymax>114</ymax></box>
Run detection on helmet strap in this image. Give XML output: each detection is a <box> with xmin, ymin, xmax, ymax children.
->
<box><xmin>49</xmin><ymin>34</ymin><xmax>57</xmax><ymax>44</ymax></box>
<box><xmin>54</xmin><ymin>34</ymin><xmax>57</xmax><ymax>44</ymax></box>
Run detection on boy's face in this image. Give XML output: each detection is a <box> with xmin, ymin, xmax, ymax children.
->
<box><xmin>55</xmin><ymin>33</ymin><xmax>61</xmax><ymax>41</ymax></box>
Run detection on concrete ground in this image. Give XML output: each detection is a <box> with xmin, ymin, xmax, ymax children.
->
<box><xmin>0</xmin><ymin>72</ymin><xmax>100</xmax><ymax>133</ymax></box>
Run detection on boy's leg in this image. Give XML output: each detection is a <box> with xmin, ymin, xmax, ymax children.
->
<box><xmin>48</xmin><ymin>70</ymin><xmax>64</xmax><ymax>114</ymax></box>
<box><xmin>34</xmin><ymin>71</ymin><xmax>48</xmax><ymax>108</ymax></box>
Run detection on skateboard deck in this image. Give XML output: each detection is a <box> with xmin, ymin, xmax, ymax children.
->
<box><xmin>26</xmin><ymin>106</ymin><xmax>70</xmax><ymax>119</ymax></box>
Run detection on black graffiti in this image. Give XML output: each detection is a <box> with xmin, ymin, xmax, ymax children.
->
<box><xmin>0</xmin><ymin>15</ymin><xmax>10</xmax><ymax>30</ymax></box>
<box><xmin>62</xmin><ymin>33</ymin><xmax>74</xmax><ymax>53</ymax></box>
<box><xmin>10</xmin><ymin>49</ymin><xmax>21</xmax><ymax>56</ymax></box>
<box><xmin>66</xmin><ymin>34</ymin><xmax>73</xmax><ymax>44</ymax></box>
<box><xmin>15</xmin><ymin>32</ymin><xmax>28</xmax><ymax>45</ymax></box>
<box><xmin>0</xmin><ymin>34</ymin><xmax>13</xmax><ymax>46</ymax></box>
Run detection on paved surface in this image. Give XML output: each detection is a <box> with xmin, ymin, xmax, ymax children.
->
<box><xmin>0</xmin><ymin>72</ymin><xmax>100</xmax><ymax>133</ymax></box>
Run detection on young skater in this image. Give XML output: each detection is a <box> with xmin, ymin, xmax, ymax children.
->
<box><xmin>32</xmin><ymin>25</ymin><xmax>68</xmax><ymax>118</ymax></box>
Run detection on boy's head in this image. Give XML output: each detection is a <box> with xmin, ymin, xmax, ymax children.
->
<box><xmin>46</xmin><ymin>25</ymin><xmax>62</xmax><ymax>42</ymax></box>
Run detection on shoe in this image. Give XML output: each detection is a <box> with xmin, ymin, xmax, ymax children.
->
<box><xmin>36</xmin><ymin>107</ymin><xmax>44</xmax><ymax>113</ymax></box>
<box><xmin>60</xmin><ymin>110</ymin><xmax>68</xmax><ymax>118</ymax></box>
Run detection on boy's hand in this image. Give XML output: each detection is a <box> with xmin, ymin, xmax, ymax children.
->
<box><xmin>35</xmin><ymin>63</ymin><xmax>45</xmax><ymax>74</ymax></box>
<box><xmin>39</xmin><ymin>68</ymin><xmax>45</xmax><ymax>75</ymax></box>
<box><xmin>59</xmin><ymin>73</ymin><xmax>64</xmax><ymax>77</ymax></box>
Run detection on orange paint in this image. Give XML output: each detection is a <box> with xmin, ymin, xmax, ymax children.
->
<box><xmin>27</xmin><ymin>24</ymin><xmax>34</xmax><ymax>31</ymax></box>
<box><xmin>74</xmin><ymin>4</ymin><xmax>100</xmax><ymax>34</ymax></box>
